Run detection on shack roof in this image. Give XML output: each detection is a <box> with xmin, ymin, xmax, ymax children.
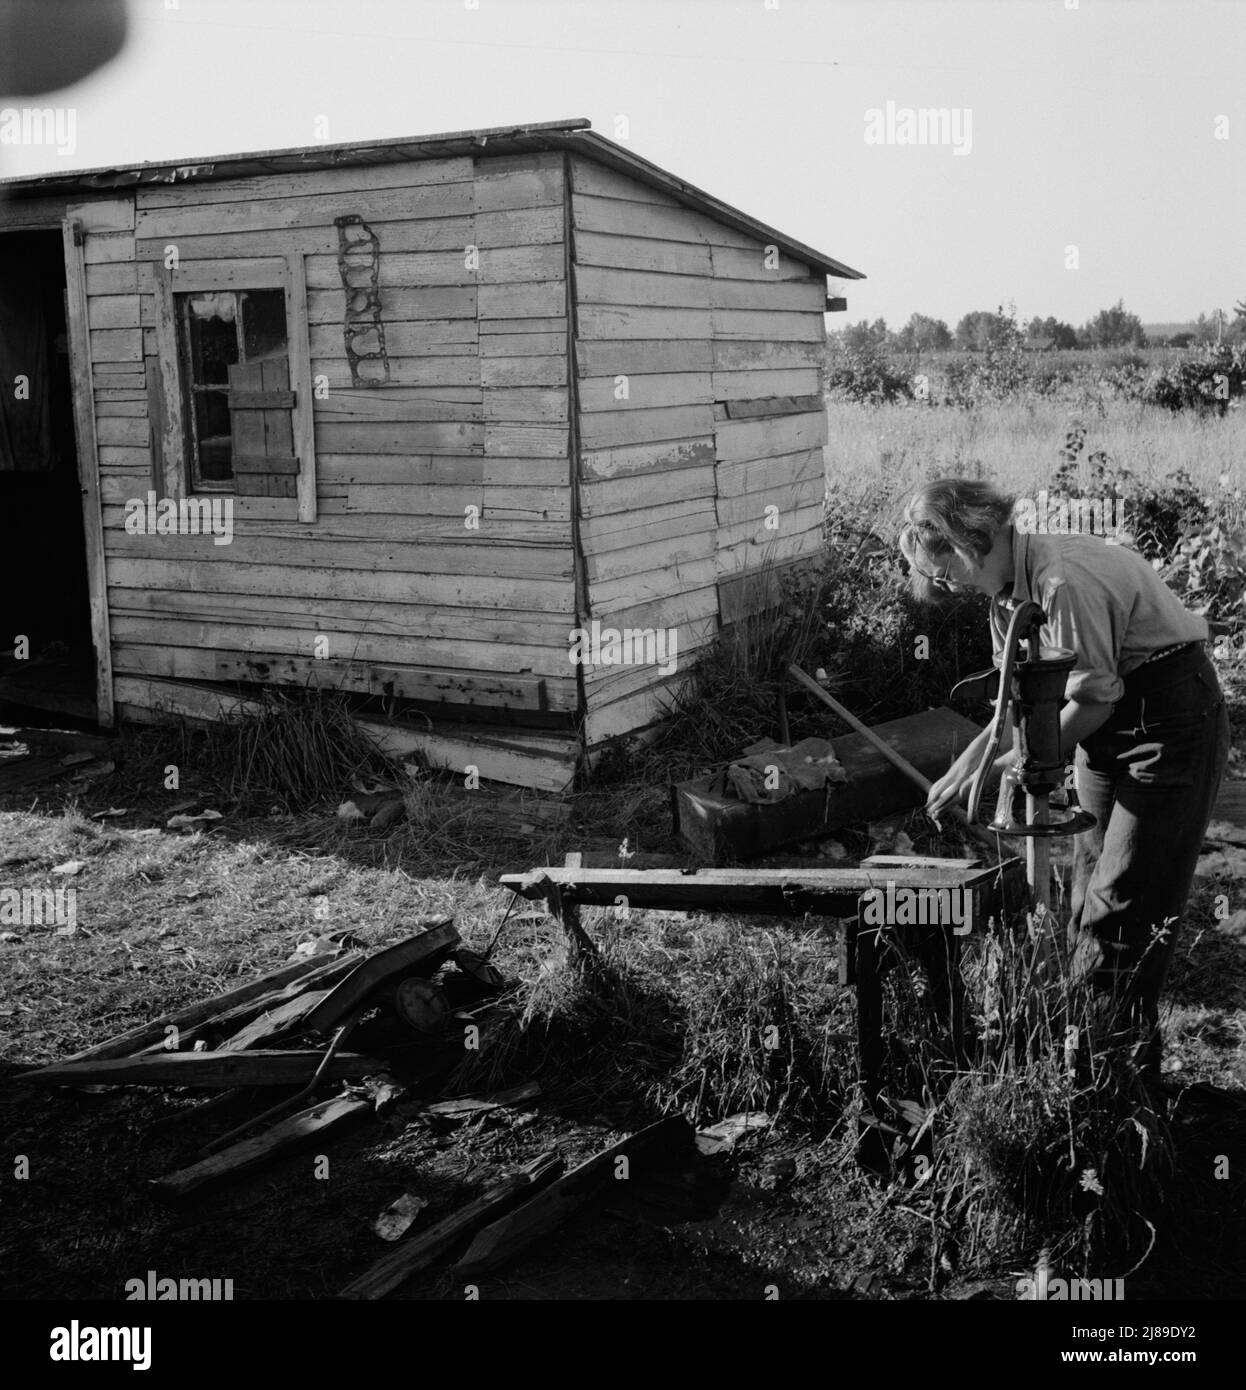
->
<box><xmin>0</xmin><ymin>117</ymin><xmax>864</xmax><ymax>281</ymax></box>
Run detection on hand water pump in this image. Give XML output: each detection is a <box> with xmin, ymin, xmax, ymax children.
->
<box><xmin>949</xmin><ymin>599</ymin><xmax>1096</xmax><ymax>908</ymax></box>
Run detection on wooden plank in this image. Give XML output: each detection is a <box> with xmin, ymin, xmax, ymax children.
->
<box><xmin>572</xmin><ymin>230</ymin><xmax>712</xmax><ymax>277</ymax></box>
<box><xmin>53</xmin><ymin>954</ymin><xmax>357</xmax><ymax>1065</ymax></box>
<box><xmin>579</xmin><ymin>436</ymin><xmax>715</xmax><ymax>483</ymax></box>
<box><xmin>107</xmin><ymin>617</ymin><xmax>576</xmax><ymax>680</ymax></box>
<box><xmin>359</xmin><ymin>720</ymin><xmax>578</xmax><ymax>794</ymax></box>
<box><xmin>214</xmin><ymin>990</ymin><xmax>333</xmax><ymax>1052</ymax></box>
<box><xmin>580</xmin><ymin>466</ymin><xmax>716</xmax><ymax>518</ymax></box>
<box><xmin>715</xmin><ymin>411</ymin><xmax>828</xmax><ymax>463</ymax></box>
<box><xmin>302</xmin><ymin>921</ymin><xmax>459</xmax><ymax>1036</ymax></box>
<box><xmin>62</xmin><ymin>213</ymin><xmax>115</xmax><ymax>727</ymax></box>
<box><xmin>104</xmin><ymin>527</ymin><xmax>575</xmax><ymax>578</ymax></box>
<box><xmin>477</xmin><ymin>282</ymin><xmax>566</xmax><ymax>319</ymax></box>
<box><xmin>153</xmin><ymin>1094</ymin><xmax>374</xmax><ymax>1198</ymax></box>
<box><xmin>711</xmin><ymin>308</ymin><xmax>824</xmax><ymax>342</ymax></box>
<box><xmin>480</xmin><ymin>356</ymin><xmax>565</xmax><ymax>388</ymax></box>
<box><xmin>106</xmin><ymin>554</ymin><xmax>574</xmax><ymax>613</ymax></box>
<box><xmin>572</xmin><ymin>193</ymin><xmax>765</xmax><ymax>251</ymax></box>
<box><xmin>713</xmin><ymin>369</ymin><xmax>822</xmax><ymax>401</ymax></box>
<box><xmin>572</xmin><ymin>264</ymin><xmax>711</xmax><ymax>309</ymax></box>
<box><xmin>20</xmin><ymin>1050</ymin><xmax>386</xmax><ymax>1088</ymax></box>
<box><xmin>500</xmin><ymin>861</ymin><xmax>1013</xmax><ymax>915</ymax></box>
<box><xmin>338</xmin><ymin>1152</ymin><xmax>565</xmax><ymax>1299</ymax></box>
<box><xmin>307</xmin><ymin>286</ymin><xmax>477</xmax><ymax>325</ymax></box>
<box><xmin>151</xmin><ymin>266</ymin><xmax>185</xmax><ymax>498</ymax></box>
<box><xmin>113</xmin><ymin>675</ymin><xmax>268</xmax><ymax>725</ymax></box>
<box><xmin>473</xmin><ymin>165</ymin><xmax>564</xmax><ymax>213</ymax></box>
<box><xmin>577</xmin><ymin>305</ymin><xmax>712</xmax><ymax>341</ymax></box>
<box><xmin>574</xmin><ymin>338</ymin><xmax>713</xmax><ymax>377</ymax></box>
<box><xmin>716</xmin><ymin>449</ymin><xmax>823</xmax><ymax>498</ymax></box>
<box><xmin>712</xmin><ymin>340</ymin><xmax>823</xmax><ymax>370</ymax></box>
<box><xmin>134</xmin><ymin>182</ymin><xmax>475</xmax><ymax>239</ymax></box>
<box><xmin>454</xmin><ymin>1116</ymin><xmax>694</xmax><ymax>1278</ymax></box>
<box><xmin>344</xmin><ymin>483</ymin><xmax>569</xmax><ymax>519</ymax></box>
<box><xmin>281</xmin><ymin>253</ymin><xmax>317</xmax><ymax>520</ymax></box>
<box><xmin>579</xmin><ymin>403</ymin><xmax>715</xmax><ymax>450</ymax></box>
<box><xmin>577</xmin><ymin>372</ymin><xmax>712</xmax><ymax>413</ymax></box>
<box><xmin>135</xmin><ymin>156</ymin><xmax>474</xmax><ymax>208</ymax></box>
<box><xmin>112</xmin><ymin>640</ymin><xmax>573</xmax><ymax>705</ymax></box>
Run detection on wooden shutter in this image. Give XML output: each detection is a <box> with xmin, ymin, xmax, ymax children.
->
<box><xmin>227</xmin><ymin>357</ymin><xmax>298</xmax><ymax>498</ymax></box>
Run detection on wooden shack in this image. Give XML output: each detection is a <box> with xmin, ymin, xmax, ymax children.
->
<box><xmin>0</xmin><ymin>118</ymin><xmax>863</xmax><ymax>790</ymax></box>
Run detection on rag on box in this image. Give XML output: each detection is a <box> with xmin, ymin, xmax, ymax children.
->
<box><xmin>725</xmin><ymin>738</ymin><xmax>848</xmax><ymax>805</ymax></box>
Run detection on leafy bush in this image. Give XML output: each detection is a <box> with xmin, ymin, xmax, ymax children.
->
<box><xmin>827</xmin><ymin>344</ymin><xmax>915</xmax><ymax>404</ymax></box>
<box><xmin>1141</xmin><ymin>343</ymin><xmax>1245</xmax><ymax>414</ymax></box>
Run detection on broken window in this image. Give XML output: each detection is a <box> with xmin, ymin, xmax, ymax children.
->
<box><xmin>176</xmin><ymin>288</ymin><xmax>290</xmax><ymax>490</ymax></box>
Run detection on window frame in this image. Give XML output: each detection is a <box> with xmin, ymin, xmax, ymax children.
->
<box><xmin>154</xmin><ymin>255</ymin><xmax>317</xmax><ymax>522</ymax></box>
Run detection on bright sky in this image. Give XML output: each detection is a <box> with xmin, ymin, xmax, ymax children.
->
<box><xmin>2</xmin><ymin>0</ymin><xmax>1242</xmax><ymax>330</ymax></box>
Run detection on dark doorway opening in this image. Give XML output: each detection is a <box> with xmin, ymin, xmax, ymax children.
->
<box><xmin>0</xmin><ymin>228</ymin><xmax>96</xmax><ymax>723</ymax></box>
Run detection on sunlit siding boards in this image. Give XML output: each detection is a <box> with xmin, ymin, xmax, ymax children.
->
<box><xmin>569</xmin><ymin>155</ymin><xmax>829</xmax><ymax>746</ymax></box>
<box><xmin>101</xmin><ymin>154</ymin><xmax>578</xmax><ymax>733</ymax></box>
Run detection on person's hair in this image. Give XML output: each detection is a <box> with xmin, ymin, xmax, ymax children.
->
<box><xmin>898</xmin><ymin>477</ymin><xmax>1016</xmax><ymax>602</ymax></box>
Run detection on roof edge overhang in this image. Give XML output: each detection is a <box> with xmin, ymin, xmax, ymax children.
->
<box><xmin>0</xmin><ymin>116</ymin><xmax>864</xmax><ymax>281</ymax></box>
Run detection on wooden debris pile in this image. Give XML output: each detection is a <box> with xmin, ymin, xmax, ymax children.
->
<box><xmin>17</xmin><ymin>917</ymin><xmax>504</xmax><ymax>1198</ymax></box>
<box><xmin>16</xmin><ymin>916</ymin><xmax>708</xmax><ymax>1293</ymax></box>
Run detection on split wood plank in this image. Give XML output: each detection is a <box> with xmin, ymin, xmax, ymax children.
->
<box><xmin>152</xmin><ymin>1091</ymin><xmax>376</xmax><ymax>1198</ymax></box>
<box><xmin>301</xmin><ymin>919</ymin><xmax>459</xmax><ymax>1036</ymax></box>
<box><xmin>419</xmin><ymin>1082</ymin><xmax>542</xmax><ymax>1118</ymax></box>
<box><xmin>20</xmin><ymin>1050</ymin><xmax>386</xmax><ymax>1089</ymax></box>
<box><xmin>214</xmin><ymin>989</ymin><xmax>333</xmax><ymax>1052</ymax></box>
<box><xmin>58</xmin><ymin>951</ymin><xmax>362</xmax><ymax>1065</ymax></box>
<box><xmin>454</xmin><ymin>1115</ymin><xmax>694</xmax><ymax>1278</ymax></box>
<box><xmin>337</xmin><ymin>1151</ymin><xmax>565</xmax><ymax>1299</ymax></box>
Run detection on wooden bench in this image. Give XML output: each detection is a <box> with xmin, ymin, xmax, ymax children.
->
<box><xmin>499</xmin><ymin>854</ymin><xmax>1027</xmax><ymax>1113</ymax></box>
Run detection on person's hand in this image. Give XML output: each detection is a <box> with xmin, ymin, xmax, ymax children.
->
<box><xmin>926</xmin><ymin>766</ymin><xmax>974</xmax><ymax>818</ymax></box>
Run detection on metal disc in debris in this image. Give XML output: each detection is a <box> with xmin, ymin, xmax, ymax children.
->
<box><xmin>393</xmin><ymin>977</ymin><xmax>451</xmax><ymax>1034</ymax></box>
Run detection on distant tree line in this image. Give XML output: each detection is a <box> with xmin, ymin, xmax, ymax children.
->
<box><xmin>831</xmin><ymin>299</ymin><xmax>1246</xmax><ymax>352</ymax></box>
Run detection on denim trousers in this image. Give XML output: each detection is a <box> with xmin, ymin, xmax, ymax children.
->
<box><xmin>1070</xmin><ymin>644</ymin><xmax>1230</xmax><ymax>1077</ymax></box>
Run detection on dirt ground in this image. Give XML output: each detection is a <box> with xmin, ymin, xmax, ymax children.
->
<box><xmin>2</xmin><ymin>713</ymin><xmax>1245</xmax><ymax>1302</ymax></box>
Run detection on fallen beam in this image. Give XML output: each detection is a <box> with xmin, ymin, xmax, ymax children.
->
<box><xmin>454</xmin><ymin>1114</ymin><xmax>694</xmax><ymax>1279</ymax></box>
<box><xmin>153</xmin><ymin>1092</ymin><xmax>375</xmax><ymax>1198</ymax></box>
<box><xmin>58</xmin><ymin>950</ymin><xmax>360</xmax><ymax>1065</ymax></box>
<box><xmin>337</xmin><ymin>1151</ymin><xmax>565</xmax><ymax>1300</ymax></box>
<box><xmin>302</xmin><ymin>919</ymin><xmax>459</xmax><ymax>1036</ymax></box>
<box><xmin>19</xmin><ymin>1049</ymin><xmax>386</xmax><ymax>1089</ymax></box>
<box><xmin>215</xmin><ymin>989</ymin><xmax>333</xmax><ymax>1052</ymax></box>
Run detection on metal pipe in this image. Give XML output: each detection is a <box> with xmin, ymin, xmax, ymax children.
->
<box><xmin>787</xmin><ymin>664</ymin><xmax>1002</xmax><ymax>856</ymax></box>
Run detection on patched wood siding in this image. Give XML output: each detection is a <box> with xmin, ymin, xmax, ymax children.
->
<box><xmin>569</xmin><ymin>156</ymin><xmax>828</xmax><ymax>747</ymax></box>
<box><xmin>84</xmin><ymin>151</ymin><xmax>577</xmax><ymax>737</ymax></box>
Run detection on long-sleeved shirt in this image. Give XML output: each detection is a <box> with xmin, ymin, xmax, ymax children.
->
<box><xmin>989</xmin><ymin>526</ymin><xmax>1208</xmax><ymax>705</ymax></box>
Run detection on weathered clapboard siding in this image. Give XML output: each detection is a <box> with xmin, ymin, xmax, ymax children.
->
<box><xmin>568</xmin><ymin>152</ymin><xmax>833</xmax><ymax>749</ymax></box>
<box><xmin>82</xmin><ymin>152</ymin><xmax>576</xmax><ymax>727</ymax></box>
<box><xmin>4</xmin><ymin>127</ymin><xmax>856</xmax><ymax>783</ymax></box>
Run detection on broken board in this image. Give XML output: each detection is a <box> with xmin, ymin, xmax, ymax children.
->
<box><xmin>672</xmin><ymin>706</ymin><xmax>982</xmax><ymax>863</ymax></box>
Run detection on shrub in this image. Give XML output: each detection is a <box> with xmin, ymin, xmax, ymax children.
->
<box><xmin>827</xmin><ymin>344</ymin><xmax>915</xmax><ymax>404</ymax></box>
<box><xmin>1141</xmin><ymin>343</ymin><xmax>1245</xmax><ymax>414</ymax></box>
